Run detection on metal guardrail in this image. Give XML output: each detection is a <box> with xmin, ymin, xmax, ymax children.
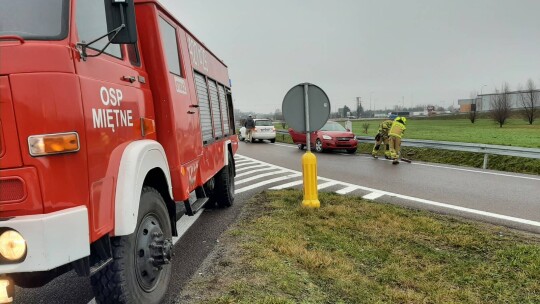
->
<box><xmin>276</xmin><ymin>130</ymin><xmax>540</xmax><ymax>168</ymax></box>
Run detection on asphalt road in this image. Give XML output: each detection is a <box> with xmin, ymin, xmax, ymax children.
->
<box><xmin>240</xmin><ymin>141</ymin><xmax>540</xmax><ymax>232</ymax></box>
<box><xmin>14</xmin><ymin>141</ymin><xmax>540</xmax><ymax>303</ymax></box>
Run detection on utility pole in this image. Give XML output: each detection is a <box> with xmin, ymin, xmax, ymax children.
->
<box><xmin>356</xmin><ymin>97</ymin><xmax>361</xmax><ymax>117</ymax></box>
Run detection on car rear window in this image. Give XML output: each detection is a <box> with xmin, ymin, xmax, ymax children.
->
<box><xmin>255</xmin><ymin>120</ymin><xmax>273</xmax><ymax>126</ymax></box>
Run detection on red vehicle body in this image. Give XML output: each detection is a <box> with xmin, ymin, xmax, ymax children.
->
<box><xmin>0</xmin><ymin>1</ymin><xmax>237</xmax><ymax>302</ymax></box>
<box><xmin>289</xmin><ymin>121</ymin><xmax>357</xmax><ymax>154</ymax></box>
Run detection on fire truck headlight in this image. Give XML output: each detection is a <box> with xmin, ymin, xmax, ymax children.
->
<box><xmin>28</xmin><ymin>132</ymin><xmax>80</xmax><ymax>156</ymax></box>
<box><xmin>0</xmin><ymin>230</ymin><xmax>27</xmax><ymax>261</ymax></box>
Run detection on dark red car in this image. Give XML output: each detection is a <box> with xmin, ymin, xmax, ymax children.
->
<box><xmin>289</xmin><ymin>121</ymin><xmax>357</xmax><ymax>154</ymax></box>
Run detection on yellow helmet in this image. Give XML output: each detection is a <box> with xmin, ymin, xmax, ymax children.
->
<box><xmin>396</xmin><ymin>116</ymin><xmax>407</xmax><ymax>125</ymax></box>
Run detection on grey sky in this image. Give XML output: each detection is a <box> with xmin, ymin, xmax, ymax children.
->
<box><xmin>162</xmin><ymin>0</ymin><xmax>540</xmax><ymax>113</ymax></box>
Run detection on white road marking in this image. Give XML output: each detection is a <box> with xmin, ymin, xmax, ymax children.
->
<box><xmin>269</xmin><ymin>180</ymin><xmax>304</xmax><ymax>190</ymax></box>
<box><xmin>236</xmin><ymin>170</ymin><xmax>288</xmax><ymax>185</ymax></box>
<box><xmin>236</xmin><ymin>154</ymin><xmax>540</xmax><ymax>229</ymax></box>
<box><xmin>235</xmin><ymin>164</ymin><xmax>271</xmax><ymax>173</ymax></box>
<box><xmin>235</xmin><ymin>162</ymin><xmax>255</xmax><ymax>168</ymax></box>
<box><xmin>235</xmin><ymin>173</ymin><xmax>301</xmax><ymax>194</ymax></box>
<box><xmin>172</xmin><ymin>210</ymin><xmax>204</xmax><ymax>245</ymax></box>
<box><xmin>363</xmin><ymin>192</ymin><xmax>385</xmax><ymax>200</ymax></box>
<box><xmin>317</xmin><ymin>181</ymin><xmax>338</xmax><ymax>190</ymax></box>
<box><xmin>336</xmin><ymin>185</ymin><xmax>358</xmax><ymax>194</ymax></box>
<box><xmin>410</xmin><ymin>162</ymin><xmax>540</xmax><ymax>181</ymax></box>
<box><xmin>236</xmin><ymin>167</ymin><xmax>276</xmax><ymax>178</ymax></box>
<box><xmin>272</xmin><ymin>143</ymin><xmax>297</xmax><ymax>149</ymax></box>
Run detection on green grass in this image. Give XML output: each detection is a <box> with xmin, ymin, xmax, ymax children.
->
<box><xmin>179</xmin><ymin>190</ymin><xmax>540</xmax><ymax>303</ymax></box>
<box><xmin>353</xmin><ymin>118</ymin><xmax>540</xmax><ymax>148</ymax></box>
<box><xmin>275</xmin><ymin>118</ymin><xmax>540</xmax><ymax>148</ymax></box>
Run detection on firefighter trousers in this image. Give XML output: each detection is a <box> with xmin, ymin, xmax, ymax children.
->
<box><xmin>388</xmin><ymin>136</ymin><xmax>401</xmax><ymax>160</ymax></box>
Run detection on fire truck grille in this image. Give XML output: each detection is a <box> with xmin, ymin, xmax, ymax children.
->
<box><xmin>0</xmin><ymin>178</ymin><xmax>26</xmax><ymax>203</ymax></box>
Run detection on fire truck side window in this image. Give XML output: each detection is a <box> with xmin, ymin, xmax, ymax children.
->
<box><xmin>76</xmin><ymin>0</ymin><xmax>122</xmax><ymax>59</ymax></box>
<box><xmin>158</xmin><ymin>17</ymin><xmax>182</xmax><ymax>76</ymax></box>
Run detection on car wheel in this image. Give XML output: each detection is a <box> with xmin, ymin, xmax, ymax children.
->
<box><xmin>314</xmin><ymin>139</ymin><xmax>323</xmax><ymax>153</ymax></box>
<box><xmin>346</xmin><ymin>148</ymin><xmax>357</xmax><ymax>154</ymax></box>
<box><xmin>298</xmin><ymin>144</ymin><xmax>305</xmax><ymax>150</ymax></box>
<box><xmin>91</xmin><ymin>187</ymin><xmax>172</xmax><ymax>304</ymax></box>
<box><xmin>270</xmin><ymin>138</ymin><xmax>275</xmax><ymax>143</ymax></box>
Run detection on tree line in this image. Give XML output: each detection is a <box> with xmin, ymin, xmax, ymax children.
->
<box><xmin>469</xmin><ymin>78</ymin><xmax>539</xmax><ymax>127</ymax></box>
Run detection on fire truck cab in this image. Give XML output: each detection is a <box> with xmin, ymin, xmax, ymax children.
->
<box><xmin>0</xmin><ymin>0</ymin><xmax>237</xmax><ymax>302</ymax></box>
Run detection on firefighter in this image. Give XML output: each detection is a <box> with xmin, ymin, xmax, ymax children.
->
<box><xmin>244</xmin><ymin>115</ymin><xmax>255</xmax><ymax>142</ymax></box>
<box><xmin>372</xmin><ymin>119</ymin><xmax>393</xmax><ymax>159</ymax></box>
<box><xmin>388</xmin><ymin>116</ymin><xmax>407</xmax><ymax>164</ymax></box>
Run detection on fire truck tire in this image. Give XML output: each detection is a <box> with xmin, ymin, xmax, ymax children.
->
<box><xmin>215</xmin><ymin>152</ymin><xmax>235</xmax><ymax>207</ymax></box>
<box><xmin>91</xmin><ymin>187</ymin><xmax>172</xmax><ymax>304</ymax></box>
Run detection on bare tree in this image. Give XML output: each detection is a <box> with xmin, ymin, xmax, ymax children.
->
<box><xmin>519</xmin><ymin>79</ymin><xmax>539</xmax><ymax>125</ymax></box>
<box><xmin>490</xmin><ymin>83</ymin><xmax>512</xmax><ymax>128</ymax></box>
<box><xmin>469</xmin><ymin>90</ymin><xmax>478</xmax><ymax>123</ymax></box>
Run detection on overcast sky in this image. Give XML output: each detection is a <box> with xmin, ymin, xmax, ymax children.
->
<box><xmin>161</xmin><ymin>0</ymin><xmax>540</xmax><ymax>113</ymax></box>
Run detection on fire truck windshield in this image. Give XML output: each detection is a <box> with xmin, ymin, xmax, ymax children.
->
<box><xmin>0</xmin><ymin>0</ymin><xmax>69</xmax><ymax>40</ymax></box>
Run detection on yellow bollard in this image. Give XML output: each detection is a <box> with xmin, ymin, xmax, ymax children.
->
<box><xmin>301</xmin><ymin>151</ymin><xmax>320</xmax><ymax>208</ymax></box>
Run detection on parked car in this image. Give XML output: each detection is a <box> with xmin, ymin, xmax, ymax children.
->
<box><xmin>289</xmin><ymin>121</ymin><xmax>357</xmax><ymax>154</ymax></box>
<box><xmin>239</xmin><ymin>119</ymin><xmax>276</xmax><ymax>143</ymax></box>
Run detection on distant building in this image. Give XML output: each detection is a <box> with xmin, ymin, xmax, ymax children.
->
<box><xmin>458</xmin><ymin>90</ymin><xmax>540</xmax><ymax>112</ymax></box>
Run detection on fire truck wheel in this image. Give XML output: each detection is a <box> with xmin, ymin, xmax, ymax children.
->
<box><xmin>91</xmin><ymin>187</ymin><xmax>172</xmax><ymax>304</ymax></box>
<box><xmin>215</xmin><ymin>152</ymin><xmax>235</xmax><ymax>207</ymax></box>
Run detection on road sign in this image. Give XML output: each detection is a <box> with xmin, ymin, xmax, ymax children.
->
<box><xmin>282</xmin><ymin>83</ymin><xmax>330</xmax><ymax>132</ymax></box>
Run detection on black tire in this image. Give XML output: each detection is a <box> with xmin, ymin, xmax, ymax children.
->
<box><xmin>270</xmin><ymin>138</ymin><xmax>276</xmax><ymax>143</ymax></box>
<box><xmin>91</xmin><ymin>187</ymin><xmax>172</xmax><ymax>304</ymax></box>
<box><xmin>314</xmin><ymin>139</ymin><xmax>324</xmax><ymax>153</ymax></box>
<box><xmin>215</xmin><ymin>151</ymin><xmax>235</xmax><ymax>207</ymax></box>
<box><xmin>346</xmin><ymin>148</ymin><xmax>357</xmax><ymax>154</ymax></box>
<box><xmin>298</xmin><ymin>144</ymin><xmax>305</xmax><ymax>150</ymax></box>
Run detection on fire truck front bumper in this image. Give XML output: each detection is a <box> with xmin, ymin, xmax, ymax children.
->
<box><xmin>0</xmin><ymin>206</ymin><xmax>90</xmax><ymax>273</ymax></box>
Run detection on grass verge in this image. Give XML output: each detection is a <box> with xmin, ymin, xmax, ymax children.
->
<box><xmin>275</xmin><ymin>133</ymin><xmax>540</xmax><ymax>175</ymax></box>
<box><xmin>179</xmin><ymin>190</ymin><xmax>540</xmax><ymax>303</ymax></box>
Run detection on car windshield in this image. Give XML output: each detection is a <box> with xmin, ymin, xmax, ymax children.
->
<box><xmin>255</xmin><ymin>120</ymin><xmax>273</xmax><ymax>126</ymax></box>
<box><xmin>320</xmin><ymin>122</ymin><xmax>347</xmax><ymax>132</ymax></box>
<box><xmin>0</xmin><ymin>0</ymin><xmax>69</xmax><ymax>40</ymax></box>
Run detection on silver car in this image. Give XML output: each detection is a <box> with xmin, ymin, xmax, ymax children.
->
<box><xmin>239</xmin><ymin>119</ymin><xmax>276</xmax><ymax>143</ymax></box>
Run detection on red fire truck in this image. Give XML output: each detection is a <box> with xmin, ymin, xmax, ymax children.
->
<box><xmin>0</xmin><ymin>0</ymin><xmax>238</xmax><ymax>302</ymax></box>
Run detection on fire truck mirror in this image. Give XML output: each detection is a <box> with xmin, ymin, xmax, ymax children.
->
<box><xmin>105</xmin><ymin>0</ymin><xmax>138</xmax><ymax>44</ymax></box>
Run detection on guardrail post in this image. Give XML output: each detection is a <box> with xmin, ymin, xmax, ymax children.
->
<box><xmin>483</xmin><ymin>153</ymin><xmax>489</xmax><ymax>169</ymax></box>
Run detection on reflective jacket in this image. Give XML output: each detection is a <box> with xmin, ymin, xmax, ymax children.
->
<box><xmin>389</xmin><ymin>120</ymin><xmax>406</xmax><ymax>138</ymax></box>
<box><xmin>378</xmin><ymin>120</ymin><xmax>393</xmax><ymax>135</ymax></box>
